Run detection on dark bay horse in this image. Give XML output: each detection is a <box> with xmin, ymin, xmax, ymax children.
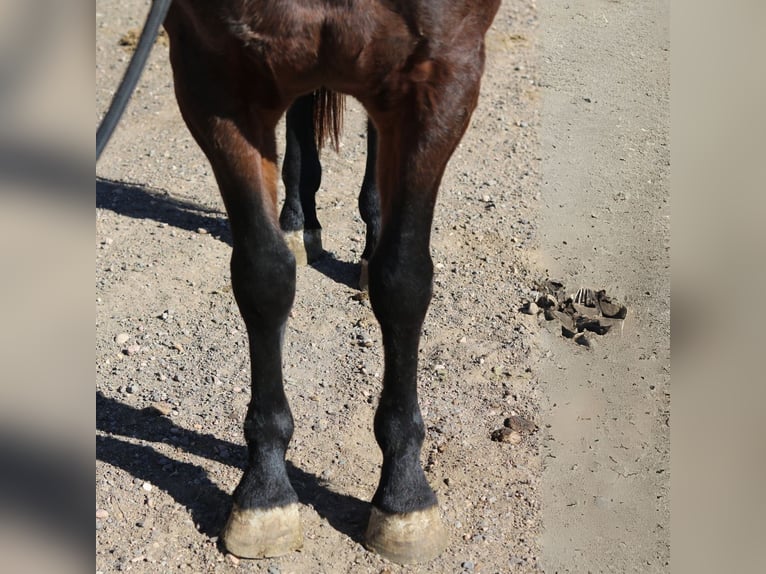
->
<box><xmin>163</xmin><ymin>0</ymin><xmax>500</xmax><ymax>564</ymax></box>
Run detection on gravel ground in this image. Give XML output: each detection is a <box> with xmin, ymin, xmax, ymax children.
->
<box><xmin>96</xmin><ymin>0</ymin><xmax>669</xmax><ymax>572</ymax></box>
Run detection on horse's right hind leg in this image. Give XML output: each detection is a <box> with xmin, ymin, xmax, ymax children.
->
<box><xmin>280</xmin><ymin>93</ymin><xmax>324</xmax><ymax>264</ymax></box>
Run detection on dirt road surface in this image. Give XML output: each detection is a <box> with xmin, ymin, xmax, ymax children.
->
<box><xmin>96</xmin><ymin>1</ymin><xmax>669</xmax><ymax>572</ymax></box>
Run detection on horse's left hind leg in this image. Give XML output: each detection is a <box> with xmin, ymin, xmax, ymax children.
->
<box><xmin>280</xmin><ymin>93</ymin><xmax>323</xmax><ymax>263</ymax></box>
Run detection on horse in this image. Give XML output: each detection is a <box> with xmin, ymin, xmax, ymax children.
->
<box><xmin>278</xmin><ymin>91</ymin><xmax>380</xmax><ymax>289</ymax></box>
<box><xmin>162</xmin><ymin>0</ymin><xmax>501</xmax><ymax>564</ymax></box>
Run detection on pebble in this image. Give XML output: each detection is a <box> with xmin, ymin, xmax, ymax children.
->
<box><xmin>226</xmin><ymin>554</ymin><xmax>240</xmax><ymax>565</ymax></box>
<box><xmin>491</xmin><ymin>428</ymin><xmax>522</xmax><ymax>444</ymax></box>
<box><xmin>574</xmin><ymin>332</ymin><xmax>593</xmax><ymax>348</ymax></box>
<box><xmin>126</xmin><ymin>384</ymin><xmax>138</xmax><ymax>394</ymax></box>
<box><xmin>96</xmin><ymin>509</ymin><xmax>109</xmax><ymax>520</ymax></box>
<box><xmin>520</xmin><ymin>301</ymin><xmax>539</xmax><ymax>315</ymax></box>
<box><xmin>461</xmin><ymin>561</ymin><xmax>475</xmax><ymax>572</ymax></box>
<box><xmin>115</xmin><ymin>333</ymin><xmax>130</xmax><ymax>345</ymax></box>
<box><xmin>503</xmin><ymin>415</ymin><xmax>537</xmax><ymax>434</ymax></box>
<box><xmin>150</xmin><ymin>402</ymin><xmax>173</xmax><ymax>416</ymax></box>
<box><xmin>536</xmin><ymin>294</ymin><xmax>558</xmax><ymax>309</ymax></box>
<box><xmin>124</xmin><ymin>344</ymin><xmax>141</xmax><ymax>356</ymax></box>
<box><xmin>142</xmin><ymin>482</ymin><xmax>153</xmax><ymax>492</ymax></box>
<box><xmin>197</xmin><ymin>227</ymin><xmax>209</xmax><ymax>234</ymax></box>
<box><xmin>267</xmin><ymin>566</ymin><xmax>280</xmax><ymax>574</ymax></box>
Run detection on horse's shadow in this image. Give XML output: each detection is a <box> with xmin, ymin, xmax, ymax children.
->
<box><xmin>96</xmin><ymin>392</ymin><xmax>370</xmax><ymax>543</ymax></box>
<box><xmin>96</xmin><ymin>177</ymin><xmax>232</xmax><ymax>244</ymax></box>
<box><xmin>96</xmin><ymin>177</ymin><xmax>361</xmax><ymax>289</ymax></box>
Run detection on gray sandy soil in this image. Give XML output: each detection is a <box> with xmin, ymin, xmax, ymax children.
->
<box><xmin>96</xmin><ymin>1</ymin><xmax>669</xmax><ymax>572</ymax></box>
<box><xmin>535</xmin><ymin>1</ymin><xmax>670</xmax><ymax>571</ymax></box>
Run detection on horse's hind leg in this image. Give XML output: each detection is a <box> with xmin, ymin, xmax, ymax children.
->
<box><xmin>280</xmin><ymin>93</ymin><xmax>324</xmax><ymax>264</ymax></box>
<box><xmin>167</xmin><ymin>28</ymin><xmax>301</xmax><ymax>558</ymax></box>
<box><xmin>362</xmin><ymin>62</ymin><xmax>485</xmax><ymax>564</ymax></box>
<box><xmin>358</xmin><ymin>119</ymin><xmax>380</xmax><ymax>290</ymax></box>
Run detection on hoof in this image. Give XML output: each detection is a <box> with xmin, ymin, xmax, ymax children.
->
<box><xmin>359</xmin><ymin>259</ymin><xmax>369</xmax><ymax>291</ymax></box>
<box><xmin>364</xmin><ymin>505</ymin><xmax>448</xmax><ymax>564</ymax></box>
<box><xmin>283</xmin><ymin>230</ymin><xmax>308</xmax><ymax>266</ymax></box>
<box><xmin>221</xmin><ymin>503</ymin><xmax>303</xmax><ymax>559</ymax></box>
<box><xmin>303</xmin><ymin>229</ymin><xmax>323</xmax><ymax>263</ymax></box>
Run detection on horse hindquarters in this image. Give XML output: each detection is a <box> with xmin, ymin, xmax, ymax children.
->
<box><xmin>280</xmin><ymin>95</ymin><xmax>381</xmax><ymax>289</ymax></box>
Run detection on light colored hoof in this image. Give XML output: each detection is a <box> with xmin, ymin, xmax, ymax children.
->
<box><xmin>364</xmin><ymin>505</ymin><xmax>448</xmax><ymax>564</ymax></box>
<box><xmin>221</xmin><ymin>503</ymin><xmax>303</xmax><ymax>559</ymax></box>
<box><xmin>303</xmin><ymin>229</ymin><xmax>323</xmax><ymax>262</ymax></box>
<box><xmin>283</xmin><ymin>230</ymin><xmax>308</xmax><ymax>266</ymax></box>
<box><xmin>359</xmin><ymin>259</ymin><xmax>369</xmax><ymax>291</ymax></box>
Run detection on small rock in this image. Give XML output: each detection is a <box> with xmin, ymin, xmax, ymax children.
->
<box><xmin>125</xmin><ymin>384</ymin><xmax>138</xmax><ymax>394</ymax></box>
<box><xmin>573</xmin><ymin>302</ymin><xmax>600</xmax><ymax>319</ymax></box>
<box><xmin>536</xmin><ymin>294</ymin><xmax>558</xmax><ymax>310</ymax></box>
<box><xmin>597</xmin><ymin>297</ymin><xmax>627</xmax><ymax>319</ymax></box>
<box><xmin>503</xmin><ymin>415</ymin><xmax>537</xmax><ymax>434</ymax></box>
<box><xmin>115</xmin><ymin>333</ymin><xmax>130</xmax><ymax>345</ymax></box>
<box><xmin>197</xmin><ymin>227</ymin><xmax>209</xmax><ymax>235</ymax></box>
<box><xmin>124</xmin><ymin>344</ymin><xmax>141</xmax><ymax>356</ymax></box>
<box><xmin>226</xmin><ymin>554</ymin><xmax>240</xmax><ymax>565</ymax></box>
<box><xmin>520</xmin><ymin>301</ymin><xmax>538</xmax><ymax>315</ymax></box>
<box><xmin>462</xmin><ymin>561</ymin><xmax>475</xmax><ymax>572</ymax></box>
<box><xmin>574</xmin><ymin>333</ymin><xmax>593</xmax><ymax>348</ymax></box>
<box><xmin>491</xmin><ymin>428</ymin><xmax>522</xmax><ymax>444</ymax></box>
<box><xmin>150</xmin><ymin>402</ymin><xmax>173</xmax><ymax>416</ymax></box>
<box><xmin>96</xmin><ymin>509</ymin><xmax>109</xmax><ymax>520</ymax></box>
<box><xmin>142</xmin><ymin>482</ymin><xmax>152</xmax><ymax>492</ymax></box>
<box><xmin>267</xmin><ymin>565</ymin><xmax>280</xmax><ymax>574</ymax></box>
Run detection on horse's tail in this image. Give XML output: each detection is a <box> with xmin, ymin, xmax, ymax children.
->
<box><xmin>313</xmin><ymin>87</ymin><xmax>345</xmax><ymax>153</ymax></box>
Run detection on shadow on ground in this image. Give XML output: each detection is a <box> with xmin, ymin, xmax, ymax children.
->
<box><xmin>96</xmin><ymin>392</ymin><xmax>369</xmax><ymax>542</ymax></box>
<box><xmin>96</xmin><ymin>177</ymin><xmax>363</xmax><ymax>289</ymax></box>
<box><xmin>96</xmin><ymin>177</ymin><xmax>231</xmax><ymax>243</ymax></box>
